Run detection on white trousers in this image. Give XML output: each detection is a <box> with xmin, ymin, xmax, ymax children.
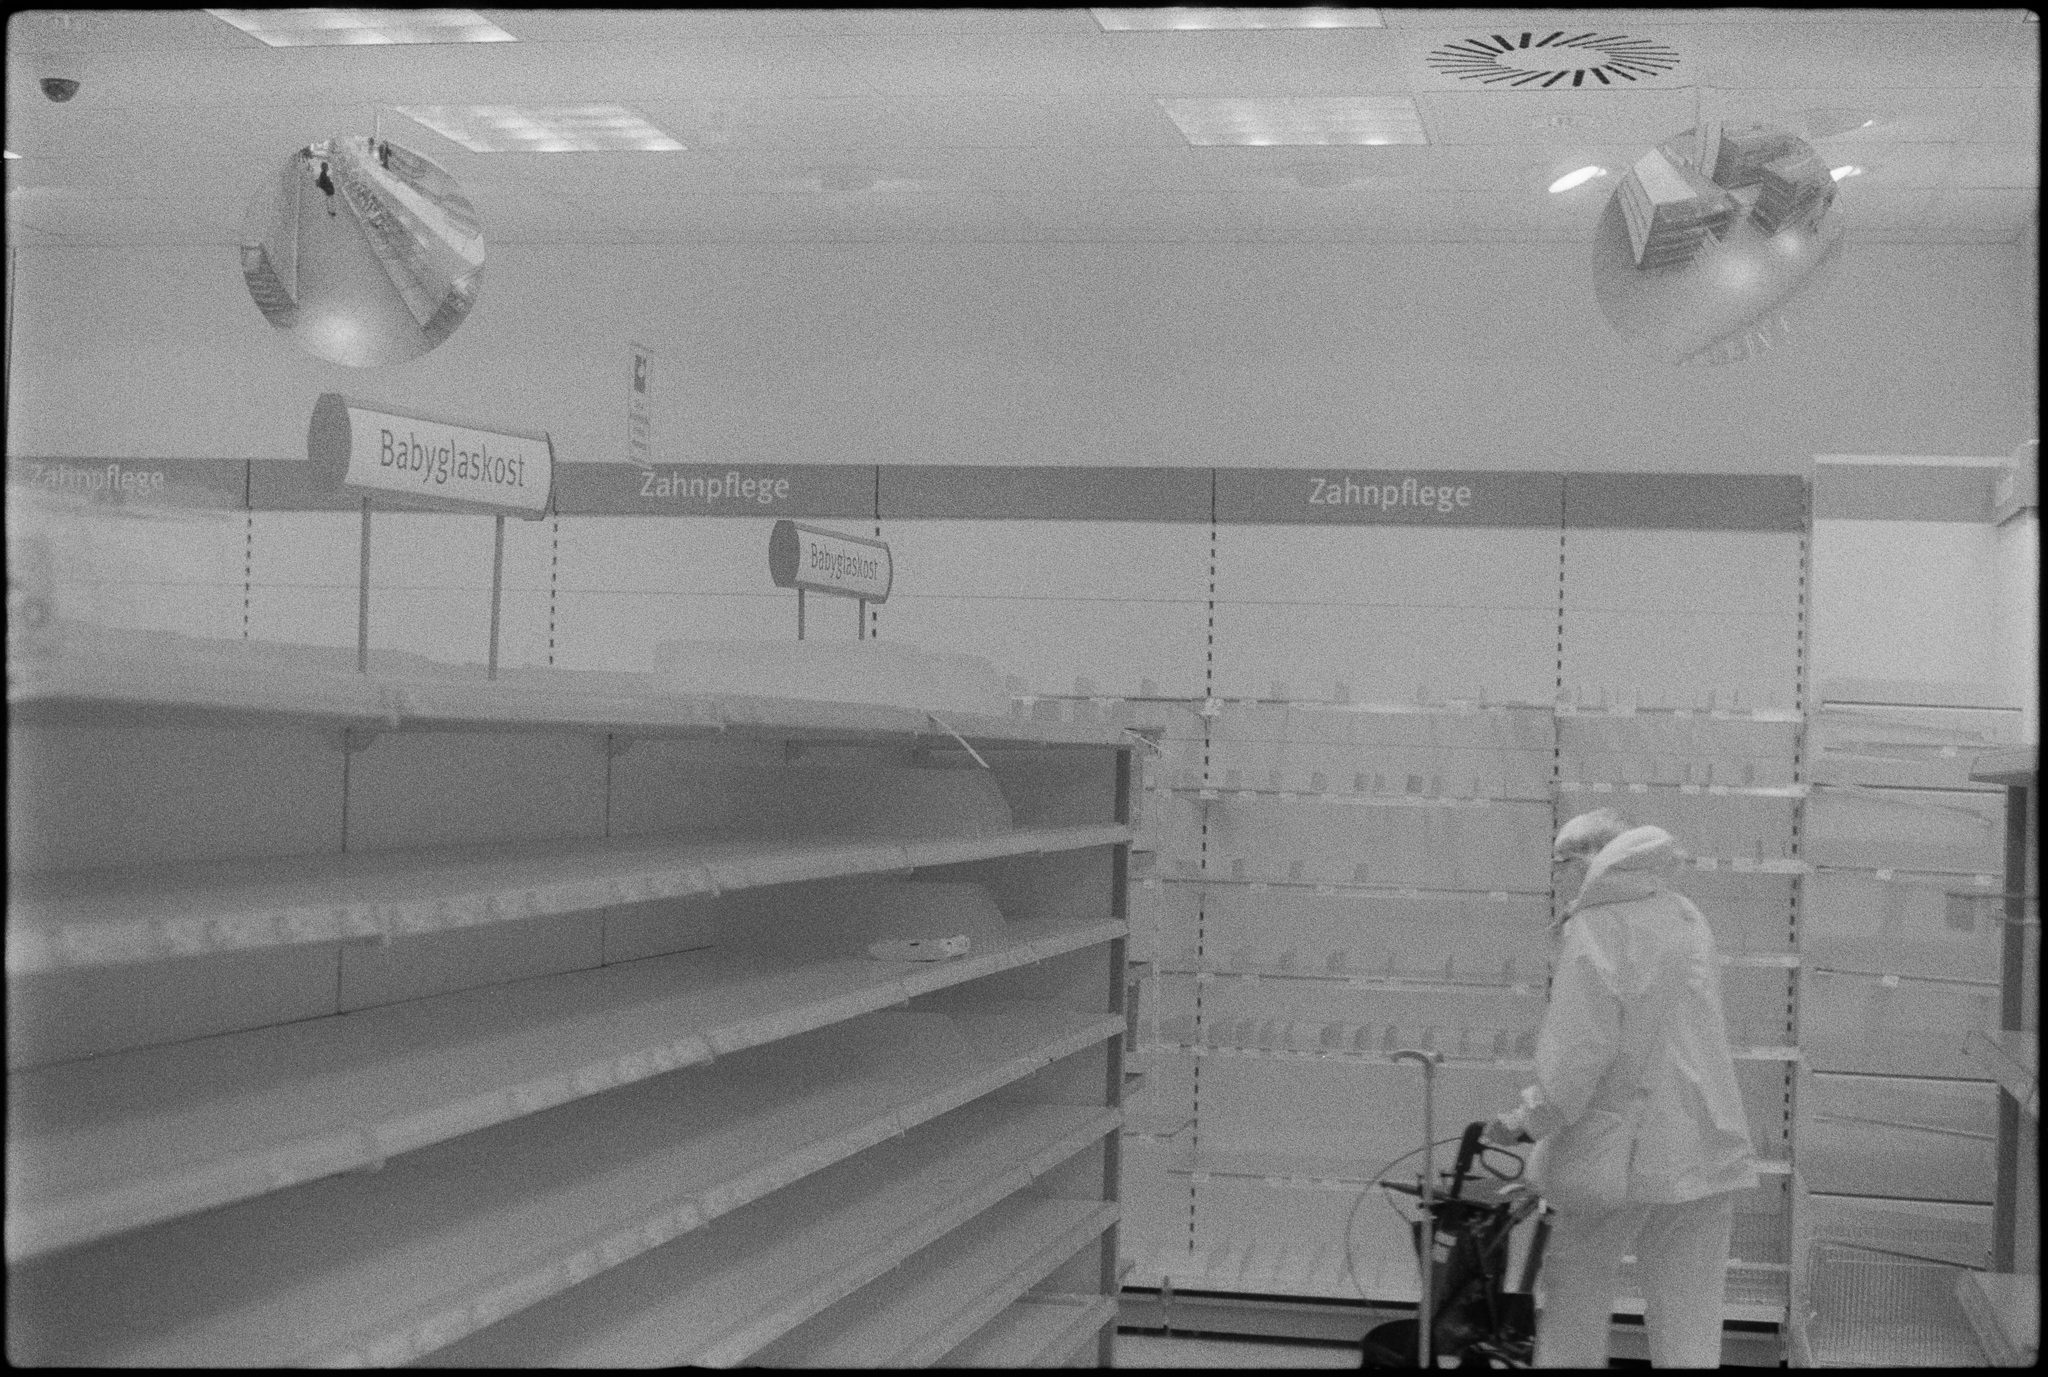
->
<box><xmin>1535</xmin><ymin>1191</ymin><xmax>1736</xmax><ymax>1369</ymax></box>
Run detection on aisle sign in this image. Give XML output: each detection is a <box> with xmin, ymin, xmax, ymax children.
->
<box><xmin>307</xmin><ymin>392</ymin><xmax>552</xmax><ymax>517</ymax></box>
<box><xmin>1216</xmin><ymin>469</ymin><xmax>1563</xmax><ymax>526</ymax></box>
<box><xmin>768</xmin><ymin>520</ymin><xmax>892</xmax><ymax>603</ymax></box>
<box><xmin>627</xmin><ymin>342</ymin><xmax>653</xmax><ymax>470</ymax></box>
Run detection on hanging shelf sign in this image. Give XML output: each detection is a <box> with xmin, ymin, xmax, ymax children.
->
<box><xmin>307</xmin><ymin>392</ymin><xmax>555</xmax><ymax>677</ymax></box>
<box><xmin>307</xmin><ymin>392</ymin><xmax>552</xmax><ymax>518</ymax></box>
<box><xmin>768</xmin><ymin>519</ymin><xmax>891</xmax><ymax>640</ymax></box>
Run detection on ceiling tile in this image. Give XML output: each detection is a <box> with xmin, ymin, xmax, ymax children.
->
<box><xmin>8</xmin><ymin>9</ymin><xmax>260</xmax><ymax>54</ymax></box>
<box><xmin>1106</xmin><ymin>29</ymin><xmax>1413</xmax><ymax>95</ymax></box>
<box><xmin>625</xmin><ymin>98</ymin><xmax>930</xmax><ymax>152</ymax></box>
<box><xmin>1965</xmin><ymin>88</ymin><xmax>2040</xmax><ymax>143</ymax></box>
<box><xmin>825</xmin><ymin>35</ymin><xmax>1143</xmax><ymax>98</ymax></box>
<box><xmin>1699</xmin><ymin>86</ymin><xmax>1986</xmax><ymax>143</ymax></box>
<box><xmin>1434</xmin><ymin>143</ymin><xmax>1641</xmax><ymax>192</ymax></box>
<box><xmin>1002</xmin><ymin>189</ymin><xmax>1272</xmax><ymax>239</ymax></box>
<box><xmin>1831</xmin><ymin>185</ymin><xmax>1937</xmax><ymax>229</ymax></box>
<box><xmin>1192</xmin><ymin>143</ymin><xmax>1463</xmax><ymax>191</ymax></box>
<box><xmin>1415</xmin><ymin>88</ymin><xmax>1702</xmax><ymax>145</ymax></box>
<box><xmin>1377</xmin><ymin>9</ymin><xmax>1943</xmax><ymax>28</ymax></box>
<box><xmin>1920</xmin><ymin>186</ymin><xmax>2037</xmax><ymax>234</ymax></box>
<box><xmin>1821</xmin><ymin>143</ymin><xmax>1977</xmax><ymax>189</ymax></box>
<box><xmin>888</xmin><ymin>97</ymin><xmax>1186</xmax><ymax>148</ymax></box>
<box><xmin>1943</xmin><ymin>143</ymin><xmax>2040</xmax><ymax>189</ymax></box>
<box><xmin>1692</xmin><ymin>20</ymin><xmax>2028</xmax><ymax>90</ymax></box>
<box><xmin>453</xmin><ymin>150</ymin><xmax>743</xmax><ymax>199</ymax></box>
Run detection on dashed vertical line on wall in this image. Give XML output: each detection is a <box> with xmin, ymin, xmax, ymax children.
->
<box><xmin>243</xmin><ymin>511</ymin><xmax>254</xmax><ymax>639</ymax></box>
<box><xmin>1189</xmin><ymin>472</ymin><xmax>1218</xmax><ymax>1257</ymax></box>
<box><xmin>873</xmin><ymin>483</ymin><xmax>883</xmax><ymax>639</ymax></box>
<box><xmin>1787</xmin><ymin>491</ymin><xmax>1812</xmax><ymax>1162</ymax></box>
<box><xmin>547</xmin><ymin>515</ymin><xmax>559</xmax><ymax>667</ymax></box>
<box><xmin>1553</xmin><ymin>514</ymin><xmax>1569</xmax><ymax>920</ymax></box>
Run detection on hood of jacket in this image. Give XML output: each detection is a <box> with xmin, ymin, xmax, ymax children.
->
<box><xmin>1570</xmin><ymin>824</ymin><xmax>1685</xmax><ymax>913</ymax></box>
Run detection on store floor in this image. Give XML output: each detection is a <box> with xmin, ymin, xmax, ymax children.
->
<box><xmin>1113</xmin><ymin>1330</ymin><xmax>1716</xmax><ymax>1367</ymax></box>
<box><xmin>1114</xmin><ymin>1330</ymin><xmax>1362</xmax><ymax>1367</ymax></box>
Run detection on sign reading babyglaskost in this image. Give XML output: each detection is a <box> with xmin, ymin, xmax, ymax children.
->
<box><xmin>768</xmin><ymin>520</ymin><xmax>892</xmax><ymax>603</ymax></box>
<box><xmin>308</xmin><ymin>392</ymin><xmax>553</xmax><ymax>518</ymax></box>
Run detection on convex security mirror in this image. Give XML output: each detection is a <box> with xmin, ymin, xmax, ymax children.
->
<box><xmin>239</xmin><ymin>136</ymin><xmax>485</xmax><ymax>367</ymax></box>
<box><xmin>1594</xmin><ymin>122</ymin><xmax>1844</xmax><ymax>367</ymax></box>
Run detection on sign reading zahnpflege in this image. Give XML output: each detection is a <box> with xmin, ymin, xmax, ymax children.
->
<box><xmin>307</xmin><ymin>392</ymin><xmax>553</xmax><ymax>518</ymax></box>
<box><xmin>768</xmin><ymin>519</ymin><xmax>892</xmax><ymax>603</ymax></box>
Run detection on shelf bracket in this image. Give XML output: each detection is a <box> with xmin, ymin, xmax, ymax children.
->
<box><xmin>338</xmin><ymin>725</ymin><xmax>381</xmax><ymax>754</ymax></box>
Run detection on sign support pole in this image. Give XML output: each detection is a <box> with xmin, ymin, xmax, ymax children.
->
<box><xmin>797</xmin><ymin>587</ymin><xmax>806</xmax><ymax>641</ymax></box>
<box><xmin>487</xmin><ymin>513</ymin><xmax>505</xmax><ymax>680</ymax></box>
<box><xmin>357</xmin><ymin>496</ymin><xmax>373</xmax><ymax>674</ymax></box>
<box><xmin>857</xmin><ymin>598</ymin><xmax>865</xmax><ymax>639</ymax></box>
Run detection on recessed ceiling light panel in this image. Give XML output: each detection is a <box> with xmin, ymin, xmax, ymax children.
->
<box><xmin>206</xmin><ymin>9</ymin><xmax>517</xmax><ymax>46</ymax></box>
<box><xmin>395</xmin><ymin>106</ymin><xmax>685</xmax><ymax>153</ymax></box>
<box><xmin>1160</xmin><ymin>97</ymin><xmax>1425</xmax><ymax>146</ymax></box>
<box><xmin>1092</xmin><ymin>7</ymin><xmax>1382</xmax><ymax>29</ymax></box>
<box><xmin>1424</xmin><ymin>30</ymin><xmax>1683</xmax><ymax>89</ymax></box>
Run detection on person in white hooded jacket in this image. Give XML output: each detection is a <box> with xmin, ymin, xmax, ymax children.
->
<box><xmin>1485</xmin><ymin>816</ymin><xmax>1759</xmax><ymax>1368</ymax></box>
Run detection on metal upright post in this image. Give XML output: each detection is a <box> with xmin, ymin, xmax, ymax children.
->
<box><xmin>1393</xmin><ymin>1048</ymin><xmax>1444</xmax><ymax>1368</ymax></box>
<box><xmin>797</xmin><ymin>587</ymin><xmax>805</xmax><ymax>640</ymax></box>
<box><xmin>357</xmin><ymin>496</ymin><xmax>373</xmax><ymax>673</ymax></box>
<box><xmin>486</xmin><ymin>513</ymin><xmax>505</xmax><ymax>681</ymax></box>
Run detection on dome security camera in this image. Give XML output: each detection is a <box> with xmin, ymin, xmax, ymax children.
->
<box><xmin>40</xmin><ymin>77</ymin><xmax>81</xmax><ymax>102</ymax></box>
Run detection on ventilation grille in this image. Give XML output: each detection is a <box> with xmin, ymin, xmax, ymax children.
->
<box><xmin>1425</xmin><ymin>30</ymin><xmax>1682</xmax><ymax>88</ymax></box>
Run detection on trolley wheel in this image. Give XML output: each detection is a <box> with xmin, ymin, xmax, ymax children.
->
<box><xmin>1358</xmin><ymin>1317</ymin><xmax>1416</xmax><ymax>1368</ymax></box>
<box><xmin>1359</xmin><ymin>1317</ymin><xmax>1524</xmax><ymax>1369</ymax></box>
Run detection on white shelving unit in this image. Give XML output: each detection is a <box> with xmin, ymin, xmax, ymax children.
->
<box><xmin>6</xmin><ymin>625</ymin><xmax>1138</xmax><ymax>1367</ymax></box>
<box><xmin>1789</xmin><ymin>682</ymin><xmax>2025</xmax><ymax>1368</ymax></box>
<box><xmin>1108</xmin><ymin>688</ymin><xmax>1807</xmax><ymax>1346</ymax></box>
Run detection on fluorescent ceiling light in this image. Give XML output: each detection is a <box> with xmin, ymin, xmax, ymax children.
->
<box><xmin>1092</xmin><ymin>7</ymin><xmax>1382</xmax><ymax>29</ymax></box>
<box><xmin>1829</xmin><ymin>165</ymin><xmax>1864</xmax><ymax>181</ymax></box>
<box><xmin>1160</xmin><ymin>97</ymin><xmax>1424</xmax><ymax>146</ymax></box>
<box><xmin>1548</xmin><ymin>165</ymin><xmax>1607</xmax><ymax>193</ymax></box>
<box><xmin>206</xmin><ymin>9</ymin><xmax>516</xmax><ymax>46</ymax></box>
<box><xmin>395</xmin><ymin>106</ymin><xmax>685</xmax><ymax>153</ymax></box>
<box><xmin>3</xmin><ymin>150</ymin><xmax>21</xmax><ymax>160</ymax></box>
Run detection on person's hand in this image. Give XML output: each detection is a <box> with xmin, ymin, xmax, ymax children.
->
<box><xmin>1480</xmin><ymin>1114</ymin><xmax>1522</xmax><ymax>1147</ymax></box>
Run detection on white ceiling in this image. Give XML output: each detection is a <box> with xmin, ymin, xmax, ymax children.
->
<box><xmin>4</xmin><ymin>7</ymin><xmax>2038</xmax><ymax>248</ymax></box>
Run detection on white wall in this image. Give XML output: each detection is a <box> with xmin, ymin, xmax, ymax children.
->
<box><xmin>1810</xmin><ymin>517</ymin><xmax>2004</xmax><ymax>691</ymax></box>
<box><xmin>6</xmin><ymin>240</ymin><xmax>2035</xmax><ymax>473</ymax></box>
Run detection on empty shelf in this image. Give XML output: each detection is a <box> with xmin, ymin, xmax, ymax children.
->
<box><xmin>746</xmin><ymin>1194</ymin><xmax>1120</xmax><ymax>1368</ymax></box>
<box><xmin>6</xmin><ymin>917</ymin><xmax>1126</xmax><ymax>1260</ymax></box>
<box><xmin>6</xmin><ymin>623</ymin><xmax>396</xmax><ymax>731</ymax></box>
<box><xmin>1954</xmin><ymin>1271</ymin><xmax>2039</xmax><ymax>1368</ymax></box>
<box><xmin>1615</xmin><ymin>1262</ymin><xmax>1788</xmax><ymax>1324</ymax></box>
<box><xmin>420</xmin><ymin>1101</ymin><xmax>1120</xmax><ymax>1368</ymax></box>
<box><xmin>8</xmin><ymin>622</ymin><xmax>1134</xmax><ymax>749</ymax></box>
<box><xmin>5</xmin><ymin>1002</ymin><xmax>1124</xmax><ymax>1367</ymax></box>
<box><xmin>1963</xmin><ymin>1029</ymin><xmax>2038</xmax><ymax>1118</ymax></box>
<box><xmin>1803</xmin><ymin>1247</ymin><xmax>1989</xmax><ymax>1367</ymax></box>
<box><xmin>6</xmin><ymin>824</ymin><xmax>1130</xmax><ymax>974</ymax></box>
<box><xmin>1166</xmin><ymin>1148</ymin><xmax>1434</xmax><ymax>1191</ymax></box>
<box><xmin>940</xmin><ymin>1292</ymin><xmax>1119</xmax><ymax>1368</ymax></box>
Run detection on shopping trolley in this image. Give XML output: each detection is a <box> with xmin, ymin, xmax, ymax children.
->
<box><xmin>1358</xmin><ymin>1049</ymin><xmax>1550</xmax><ymax>1368</ymax></box>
